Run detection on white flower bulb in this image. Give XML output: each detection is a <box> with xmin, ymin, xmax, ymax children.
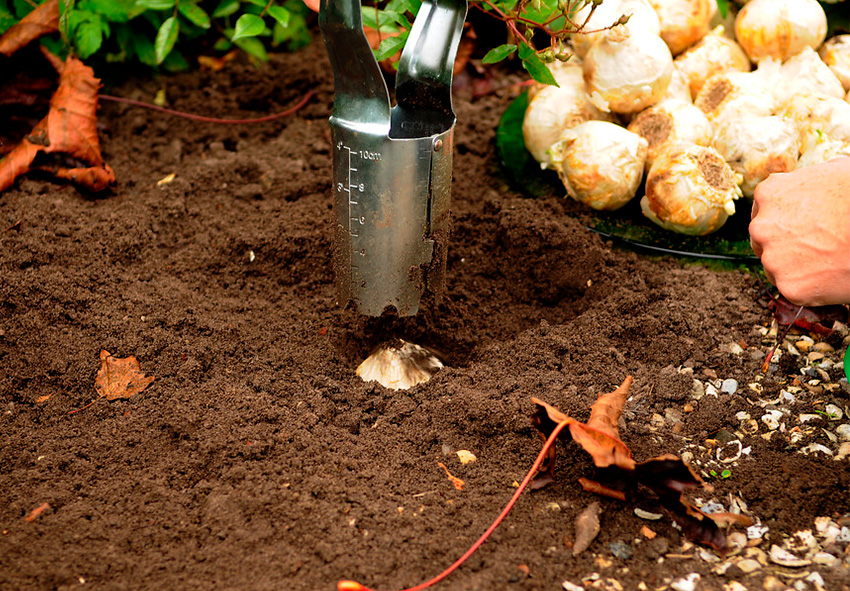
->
<box><xmin>550</xmin><ymin>120</ymin><xmax>648</xmax><ymax>211</ymax></box>
<box><xmin>712</xmin><ymin>115</ymin><xmax>799</xmax><ymax>197</ymax></box>
<box><xmin>694</xmin><ymin>60</ymin><xmax>780</xmax><ymax>126</ymax></box>
<box><xmin>583</xmin><ymin>27</ymin><xmax>674</xmax><ymax>114</ymax></box>
<box><xmin>780</xmin><ymin>94</ymin><xmax>850</xmax><ymax>154</ymax></box>
<box><xmin>674</xmin><ymin>26</ymin><xmax>751</xmax><ymax>99</ymax></box>
<box><xmin>734</xmin><ymin>0</ymin><xmax>827</xmax><ymax>62</ymax></box>
<box><xmin>820</xmin><ymin>35</ymin><xmax>850</xmax><ymax>93</ymax></box>
<box><xmin>522</xmin><ymin>62</ymin><xmax>614</xmax><ymax>168</ymax></box>
<box><xmin>772</xmin><ymin>47</ymin><xmax>845</xmax><ymax>106</ymax></box>
<box><xmin>648</xmin><ymin>0</ymin><xmax>716</xmax><ymax>56</ymax></box>
<box><xmin>641</xmin><ymin>143</ymin><xmax>742</xmax><ymax>235</ymax></box>
<box><xmin>571</xmin><ymin>0</ymin><xmax>661</xmax><ymax>58</ymax></box>
<box><xmin>628</xmin><ymin>99</ymin><xmax>713</xmax><ymax>169</ymax></box>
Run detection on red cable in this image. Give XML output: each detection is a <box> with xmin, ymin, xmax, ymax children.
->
<box><xmin>98</xmin><ymin>91</ymin><xmax>314</xmax><ymax>124</ymax></box>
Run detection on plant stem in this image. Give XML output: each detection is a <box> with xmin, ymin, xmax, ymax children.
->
<box><xmin>337</xmin><ymin>419</ymin><xmax>571</xmax><ymax>591</ymax></box>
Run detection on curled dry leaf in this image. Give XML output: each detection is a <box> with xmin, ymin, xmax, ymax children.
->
<box><xmin>531</xmin><ymin>377</ymin><xmax>731</xmax><ymax>554</ymax></box>
<box><xmin>0</xmin><ymin>56</ymin><xmax>116</xmax><ymax>193</ymax></box>
<box><xmin>95</xmin><ymin>350</ymin><xmax>155</xmax><ymax>401</ymax></box>
<box><xmin>572</xmin><ymin>501</ymin><xmax>601</xmax><ymax>556</ymax></box>
<box><xmin>0</xmin><ymin>0</ymin><xmax>59</xmax><ymax>57</ymax></box>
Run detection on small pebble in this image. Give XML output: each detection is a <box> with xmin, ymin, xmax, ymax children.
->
<box><xmin>635</xmin><ymin>507</ymin><xmax>664</xmax><ymax>521</ymax></box>
<box><xmin>805</xmin><ymin>572</ymin><xmax>825</xmax><ymax>589</ymax></box>
<box><xmin>609</xmin><ymin>541</ymin><xmax>633</xmax><ymax>560</ymax></box>
<box><xmin>812</xmin><ymin>552</ymin><xmax>840</xmax><ymax>567</ymax></box>
<box><xmin>670</xmin><ymin>573</ymin><xmax>700</xmax><ymax>591</ymax></box>
<box><xmin>724</xmin><ymin>583</ymin><xmax>747</xmax><ymax>591</ymax></box>
<box><xmin>727</xmin><ymin>532</ymin><xmax>747</xmax><ymax>553</ymax></box>
<box><xmin>762</xmin><ymin>410</ymin><xmax>783</xmax><ymax>431</ymax></box>
<box><xmin>801</xmin><ymin>443</ymin><xmax>834</xmax><ymax>457</ymax></box>
<box><xmin>735</xmin><ymin>559</ymin><xmax>762</xmax><ymax>573</ymax></box>
<box><xmin>562</xmin><ymin>582</ymin><xmax>584</xmax><ymax>591</ymax></box>
<box><xmin>701</xmin><ymin>501</ymin><xmax>726</xmax><ymax>514</ymax></box>
<box><xmin>721</xmin><ymin>379</ymin><xmax>738</xmax><ymax>395</ymax></box>
<box><xmin>808</xmin><ymin>351</ymin><xmax>825</xmax><ymax>363</ymax></box>
<box><xmin>835</xmin><ymin>442</ymin><xmax>850</xmax><ymax>461</ymax></box>
<box><xmin>813</xmin><ymin>342</ymin><xmax>834</xmax><ymax>353</ymax></box>
<box><xmin>747</xmin><ymin>524</ymin><xmax>769</xmax><ymax>540</ymax></box>
<box><xmin>799</xmin><ymin>414</ymin><xmax>822</xmax><ymax>423</ymax></box>
<box><xmin>705</xmin><ymin>383</ymin><xmax>719</xmax><ymax>397</ymax></box>
<box><xmin>836</xmin><ymin>424</ymin><xmax>850</xmax><ymax>441</ymax></box>
<box><xmin>795</xmin><ymin>339</ymin><xmax>813</xmax><ymax>352</ymax></box>
<box><xmin>769</xmin><ymin>544</ymin><xmax>811</xmax><ymax>567</ymax></box>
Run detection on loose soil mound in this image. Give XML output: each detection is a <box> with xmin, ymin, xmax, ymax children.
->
<box><xmin>1</xmin><ymin>42</ymin><xmax>848</xmax><ymax>591</ymax></box>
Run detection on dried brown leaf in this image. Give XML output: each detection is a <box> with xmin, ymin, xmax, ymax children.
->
<box><xmin>577</xmin><ymin>477</ymin><xmax>626</xmax><ymax>501</ymax></box>
<box><xmin>94</xmin><ymin>350</ymin><xmax>155</xmax><ymax>402</ymax></box>
<box><xmin>0</xmin><ymin>0</ymin><xmax>59</xmax><ymax>57</ymax></box>
<box><xmin>0</xmin><ymin>56</ymin><xmax>116</xmax><ymax>193</ymax></box>
<box><xmin>572</xmin><ymin>502</ymin><xmax>601</xmax><ymax>556</ymax></box>
<box><xmin>567</xmin><ymin>376</ymin><xmax>636</xmax><ymax>470</ymax></box>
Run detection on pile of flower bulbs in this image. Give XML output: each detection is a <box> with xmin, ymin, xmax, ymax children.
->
<box><xmin>522</xmin><ymin>0</ymin><xmax>850</xmax><ymax>235</ymax></box>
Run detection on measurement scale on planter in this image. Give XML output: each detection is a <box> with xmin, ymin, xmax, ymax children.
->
<box><xmin>320</xmin><ymin>0</ymin><xmax>467</xmax><ymax>316</ymax></box>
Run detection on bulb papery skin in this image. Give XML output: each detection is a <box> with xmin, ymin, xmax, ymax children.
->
<box><xmin>797</xmin><ymin>134</ymin><xmax>850</xmax><ymax>168</ymax></box>
<box><xmin>663</xmin><ymin>66</ymin><xmax>694</xmax><ymax>103</ymax></box>
<box><xmin>584</xmin><ymin>28</ymin><xmax>674</xmax><ymax>114</ymax></box>
<box><xmin>820</xmin><ymin>35</ymin><xmax>850</xmax><ymax>93</ymax></box>
<box><xmin>780</xmin><ymin>94</ymin><xmax>850</xmax><ymax>154</ymax></box>
<box><xmin>522</xmin><ymin>68</ymin><xmax>614</xmax><ymax>168</ymax></box>
<box><xmin>628</xmin><ymin>99</ymin><xmax>712</xmax><ymax>169</ymax></box>
<box><xmin>551</xmin><ymin>120</ymin><xmax>648</xmax><ymax>211</ymax></box>
<box><xmin>527</xmin><ymin>58</ymin><xmax>584</xmax><ymax>101</ymax></box>
<box><xmin>571</xmin><ymin>0</ymin><xmax>661</xmax><ymax>59</ymax></box>
<box><xmin>712</xmin><ymin>115</ymin><xmax>799</xmax><ymax>197</ymax></box>
<box><xmin>674</xmin><ymin>26</ymin><xmax>751</xmax><ymax>99</ymax></box>
<box><xmin>694</xmin><ymin>63</ymin><xmax>779</xmax><ymax>126</ymax></box>
<box><xmin>734</xmin><ymin>0</ymin><xmax>827</xmax><ymax>62</ymax></box>
<box><xmin>649</xmin><ymin>0</ymin><xmax>716</xmax><ymax>56</ymax></box>
<box><xmin>772</xmin><ymin>47</ymin><xmax>845</xmax><ymax>106</ymax></box>
<box><xmin>641</xmin><ymin>143</ymin><xmax>742</xmax><ymax>235</ymax></box>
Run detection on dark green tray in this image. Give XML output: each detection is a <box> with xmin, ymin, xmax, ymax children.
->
<box><xmin>495</xmin><ymin>92</ymin><xmax>759</xmax><ymax>262</ymax></box>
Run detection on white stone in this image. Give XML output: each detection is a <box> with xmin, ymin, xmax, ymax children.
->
<box><xmin>769</xmin><ymin>544</ymin><xmax>812</xmax><ymax>567</ymax></box>
<box><xmin>806</xmin><ymin>572</ymin><xmax>825</xmax><ymax>590</ymax></box>
<box><xmin>762</xmin><ymin>410</ymin><xmax>783</xmax><ymax>430</ymax></box>
<box><xmin>735</xmin><ymin>559</ymin><xmax>762</xmax><ymax>573</ymax></box>
<box><xmin>835</xmin><ymin>424</ymin><xmax>850</xmax><ymax>441</ymax></box>
<box><xmin>670</xmin><ymin>573</ymin><xmax>700</xmax><ymax>591</ymax></box>
<box><xmin>634</xmin><ymin>508</ymin><xmax>664</xmax><ymax>520</ymax></box>
<box><xmin>724</xmin><ymin>583</ymin><xmax>747</xmax><ymax>591</ymax></box>
<box><xmin>747</xmin><ymin>524</ymin><xmax>769</xmax><ymax>540</ymax></box>
<box><xmin>562</xmin><ymin>581</ymin><xmax>585</xmax><ymax>591</ymax></box>
<box><xmin>785</xmin><ymin>530</ymin><xmax>817</xmax><ymax>553</ymax></box>
<box><xmin>835</xmin><ymin>442</ymin><xmax>850</xmax><ymax>461</ymax></box>
<box><xmin>735</xmin><ymin>411</ymin><xmax>751</xmax><ymax>422</ymax></box>
<box><xmin>812</xmin><ymin>552</ymin><xmax>840</xmax><ymax>567</ymax></box>
<box><xmin>799</xmin><ymin>414</ymin><xmax>823</xmax><ymax>423</ymax></box>
<box><xmin>801</xmin><ymin>443</ymin><xmax>834</xmax><ymax>457</ymax></box>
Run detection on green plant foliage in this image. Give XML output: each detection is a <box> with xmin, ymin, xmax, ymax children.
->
<box><xmin>0</xmin><ymin>0</ymin><xmax>313</xmax><ymax>69</ymax></box>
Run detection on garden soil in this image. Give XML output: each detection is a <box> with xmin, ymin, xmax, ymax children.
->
<box><xmin>2</xmin><ymin>41</ymin><xmax>849</xmax><ymax>591</ymax></box>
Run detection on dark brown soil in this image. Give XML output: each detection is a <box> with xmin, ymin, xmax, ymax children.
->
<box><xmin>2</xmin><ymin>41</ymin><xmax>849</xmax><ymax>591</ymax></box>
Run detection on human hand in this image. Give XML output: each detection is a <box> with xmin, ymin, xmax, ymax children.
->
<box><xmin>749</xmin><ymin>156</ymin><xmax>850</xmax><ymax>307</ymax></box>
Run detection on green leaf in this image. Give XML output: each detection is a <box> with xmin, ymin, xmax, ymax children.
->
<box><xmin>79</xmin><ymin>0</ymin><xmax>136</xmax><ymax>22</ymax></box>
<box><xmin>0</xmin><ymin>7</ymin><xmax>16</xmax><ymax>34</ymax></box>
<box><xmin>518</xmin><ymin>43</ymin><xmax>557</xmax><ymax>86</ymax></box>
<box><xmin>154</xmin><ymin>15</ymin><xmax>179</xmax><ymax>64</ymax></box>
<box><xmin>715</xmin><ymin>0</ymin><xmax>727</xmax><ymax>19</ymax></box>
<box><xmin>74</xmin><ymin>20</ymin><xmax>105</xmax><ymax>58</ymax></box>
<box><xmin>242</xmin><ymin>0</ymin><xmax>267</xmax><ymax>6</ymax></box>
<box><xmin>212</xmin><ymin>0</ymin><xmax>239</xmax><ymax>18</ymax></box>
<box><xmin>213</xmin><ymin>37</ymin><xmax>232</xmax><ymax>51</ymax></box>
<box><xmin>234</xmin><ymin>35</ymin><xmax>268</xmax><ymax>61</ymax></box>
<box><xmin>267</xmin><ymin>5</ymin><xmax>290</xmax><ymax>29</ymax></box>
<box><xmin>135</xmin><ymin>0</ymin><xmax>175</xmax><ymax>9</ymax></box>
<box><xmin>231</xmin><ymin>13</ymin><xmax>264</xmax><ymax>41</ymax></box>
<box><xmin>374</xmin><ymin>32</ymin><xmax>406</xmax><ymax>62</ymax></box>
<box><xmin>482</xmin><ymin>43</ymin><xmax>516</xmax><ymax>64</ymax></box>
<box><xmin>178</xmin><ymin>2</ymin><xmax>210</xmax><ymax>29</ymax></box>
<box><xmin>131</xmin><ymin>29</ymin><xmax>157</xmax><ymax>66</ymax></box>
